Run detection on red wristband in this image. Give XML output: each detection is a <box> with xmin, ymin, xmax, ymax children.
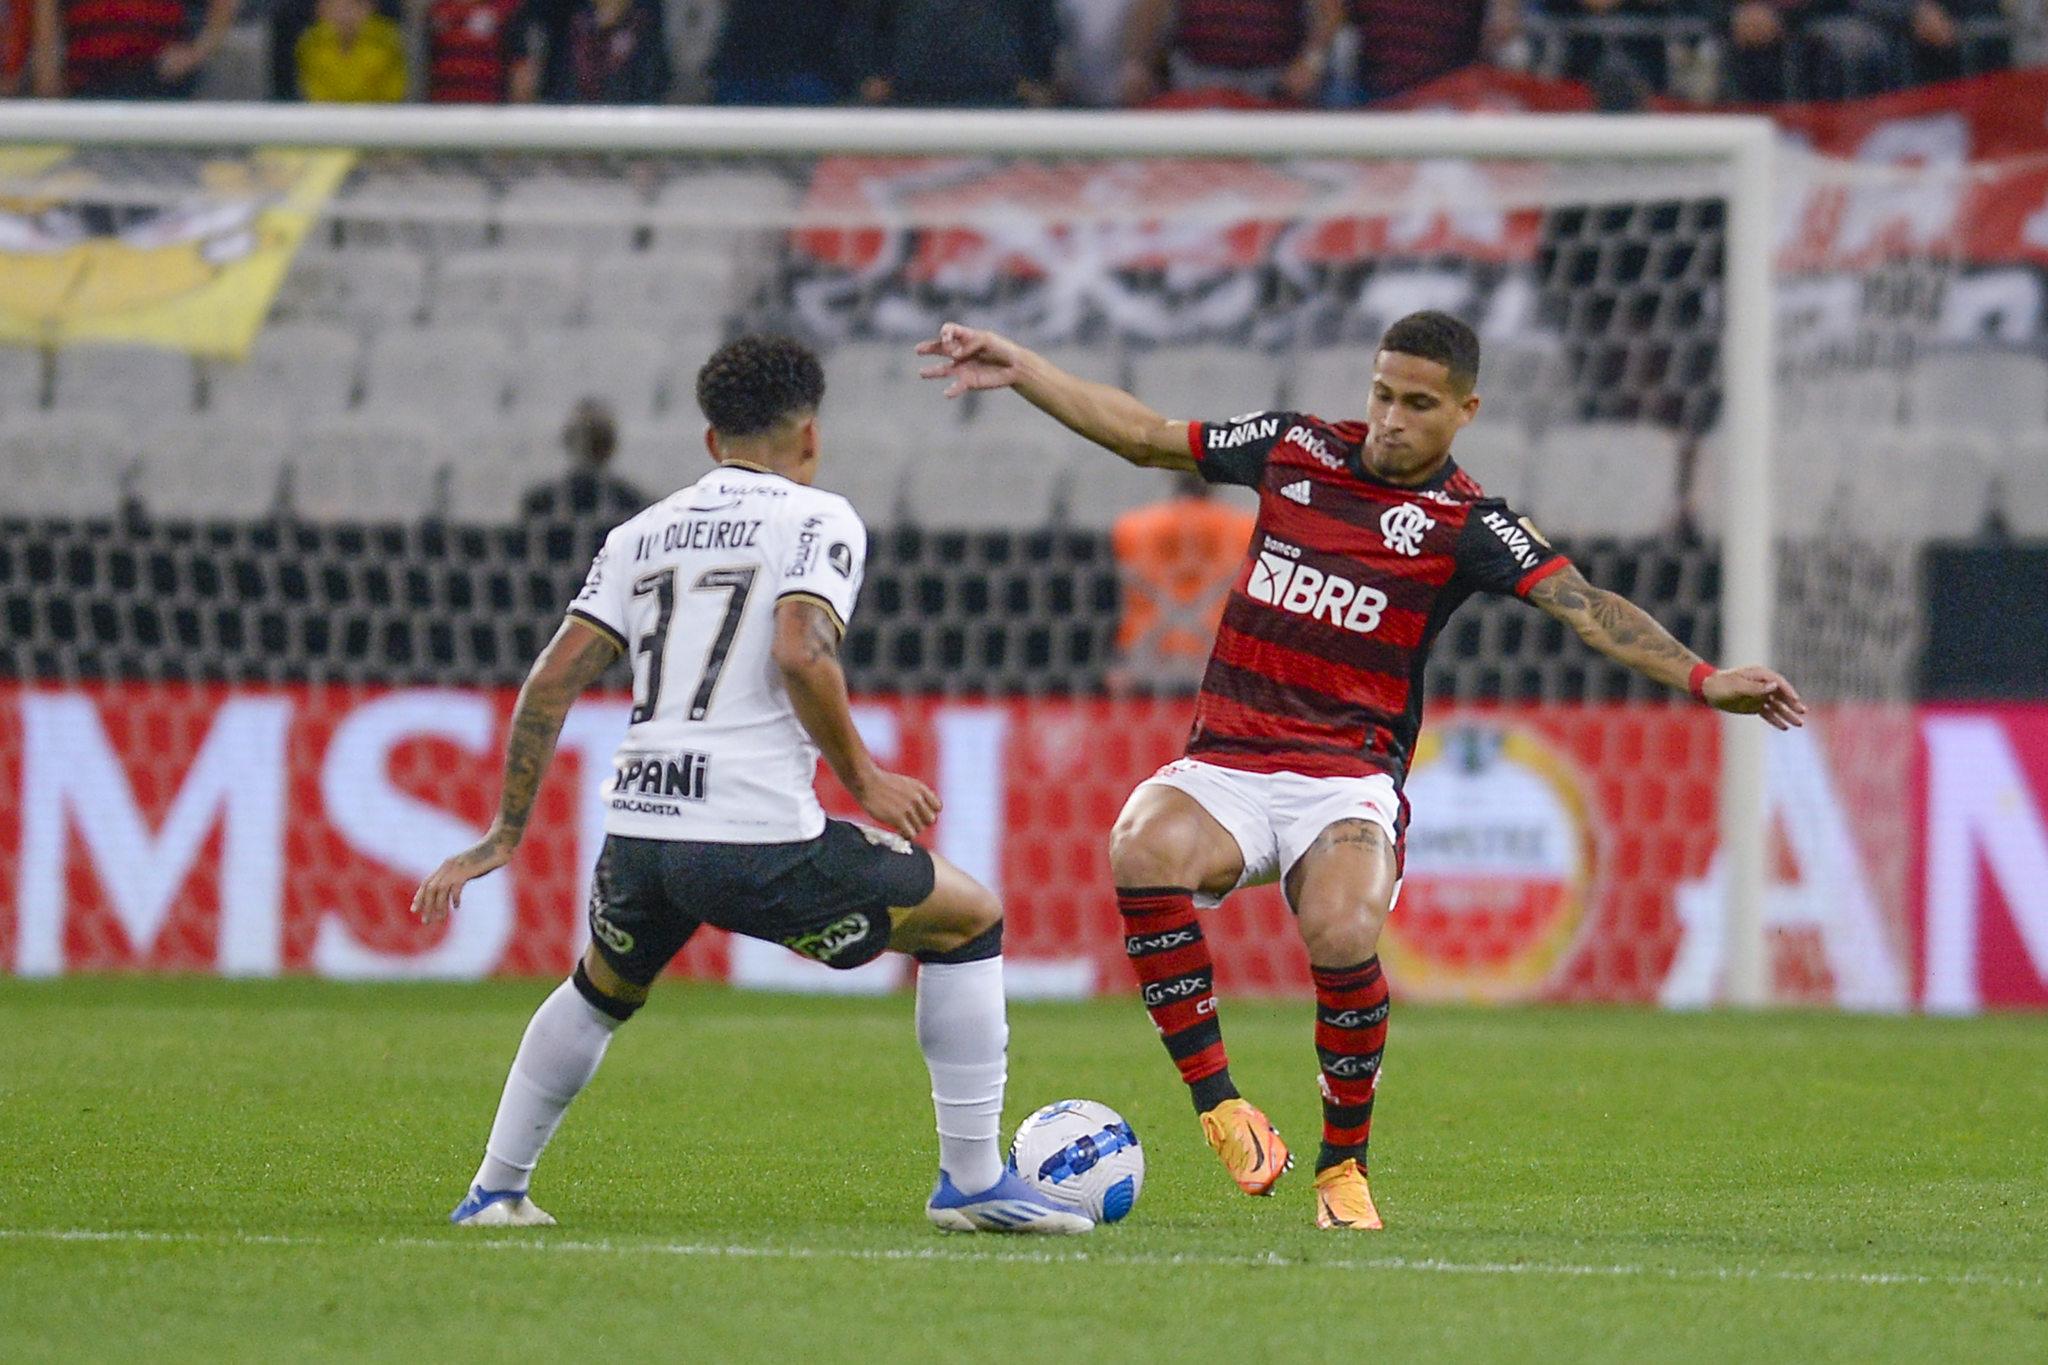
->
<box><xmin>1688</xmin><ymin>662</ymin><xmax>1714</xmax><ymax>705</ymax></box>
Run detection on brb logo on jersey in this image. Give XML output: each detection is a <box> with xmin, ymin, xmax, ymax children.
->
<box><xmin>1246</xmin><ymin>539</ymin><xmax>1387</xmax><ymax>634</ymax></box>
<box><xmin>1380</xmin><ymin>503</ymin><xmax>1435</xmax><ymax>557</ymax></box>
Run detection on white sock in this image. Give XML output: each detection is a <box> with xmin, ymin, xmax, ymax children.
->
<box><xmin>472</xmin><ymin>978</ymin><xmax>623</xmax><ymax>1193</ymax></box>
<box><xmin>915</xmin><ymin>955</ymin><xmax>1008</xmax><ymax>1193</ymax></box>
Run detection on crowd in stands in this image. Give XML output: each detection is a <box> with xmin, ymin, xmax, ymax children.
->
<box><xmin>0</xmin><ymin>0</ymin><xmax>2031</xmax><ymax>109</ymax></box>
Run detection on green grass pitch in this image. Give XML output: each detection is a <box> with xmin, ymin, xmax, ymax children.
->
<box><xmin>2</xmin><ymin>977</ymin><xmax>2044</xmax><ymax>1362</ymax></box>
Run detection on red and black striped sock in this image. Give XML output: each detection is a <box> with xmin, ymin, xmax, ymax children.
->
<box><xmin>1312</xmin><ymin>957</ymin><xmax>1389</xmax><ymax>1173</ymax></box>
<box><xmin>1118</xmin><ymin>886</ymin><xmax>1239</xmax><ymax>1113</ymax></box>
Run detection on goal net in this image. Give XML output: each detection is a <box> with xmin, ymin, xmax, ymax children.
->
<box><xmin>0</xmin><ymin>105</ymin><xmax>1926</xmax><ymax>1008</ymax></box>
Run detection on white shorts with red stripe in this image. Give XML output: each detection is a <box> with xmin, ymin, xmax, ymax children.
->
<box><xmin>1135</xmin><ymin>757</ymin><xmax>1403</xmax><ymax>910</ymax></box>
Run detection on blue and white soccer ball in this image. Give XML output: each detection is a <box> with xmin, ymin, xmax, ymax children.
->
<box><xmin>1007</xmin><ymin>1099</ymin><xmax>1144</xmax><ymax>1224</ymax></box>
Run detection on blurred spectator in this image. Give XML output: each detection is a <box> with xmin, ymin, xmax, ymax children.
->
<box><xmin>425</xmin><ymin>0</ymin><xmax>526</xmax><ymax>102</ymax></box>
<box><xmin>708</xmin><ymin>0</ymin><xmax>849</xmax><ymax>105</ymax></box>
<box><xmin>517</xmin><ymin>0</ymin><xmax>672</xmax><ymax>103</ymax></box>
<box><xmin>295</xmin><ymin>0</ymin><xmax>407</xmax><ymax>102</ymax></box>
<box><xmin>1343</xmin><ymin>0</ymin><xmax>1518</xmax><ymax>103</ymax></box>
<box><xmin>1534</xmin><ymin>0</ymin><xmax>1674</xmax><ymax>109</ymax></box>
<box><xmin>848</xmin><ymin>0</ymin><xmax>1056</xmax><ymax>106</ymax></box>
<box><xmin>522</xmin><ymin>399</ymin><xmax>650</xmax><ymax>556</ymax></box>
<box><xmin>1109</xmin><ymin>471</ymin><xmax>1255</xmax><ymax>692</ymax></box>
<box><xmin>267</xmin><ymin>0</ymin><xmax>399</xmax><ymax>99</ymax></box>
<box><xmin>1120</xmin><ymin>0</ymin><xmax>1343</xmax><ymax>105</ymax></box>
<box><xmin>1057</xmin><ymin>0</ymin><xmax>1142</xmax><ymax>105</ymax></box>
<box><xmin>1724</xmin><ymin>0</ymin><xmax>2003</xmax><ymax>101</ymax></box>
<box><xmin>4</xmin><ymin>0</ymin><xmax>31</xmax><ymax>93</ymax></box>
<box><xmin>31</xmin><ymin>0</ymin><xmax>237</xmax><ymax>97</ymax></box>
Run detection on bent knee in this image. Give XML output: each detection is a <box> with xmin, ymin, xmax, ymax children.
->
<box><xmin>915</xmin><ymin>907</ymin><xmax>1004</xmax><ymax>964</ymax></box>
<box><xmin>942</xmin><ymin>877</ymin><xmax>1002</xmax><ymax>939</ymax></box>
<box><xmin>1295</xmin><ymin>892</ymin><xmax>1393</xmax><ymax>966</ymax></box>
<box><xmin>1109</xmin><ymin>813</ymin><xmax>1201</xmax><ymax>888</ymax></box>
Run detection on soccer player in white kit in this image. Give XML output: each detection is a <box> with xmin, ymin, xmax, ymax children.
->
<box><xmin>416</xmin><ymin>337</ymin><xmax>1089</xmax><ymax>1235</ymax></box>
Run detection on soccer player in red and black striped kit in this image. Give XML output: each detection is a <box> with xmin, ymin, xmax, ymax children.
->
<box><xmin>919</xmin><ymin>311</ymin><xmax>1807</xmax><ymax>1228</ymax></box>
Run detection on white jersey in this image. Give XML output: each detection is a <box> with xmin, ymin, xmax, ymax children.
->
<box><xmin>568</xmin><ymin>462</ymin><xmax>867</xmax><ymax>843</ymax></box>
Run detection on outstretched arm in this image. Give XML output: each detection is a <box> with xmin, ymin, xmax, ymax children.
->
<box><xmin>916</xmin><ymin>322</ymin><xmax>1194</xmax><ymax>470</ymax></box>
<box><xmin>413</xmin><ymin>617</ymin><xmax>622</xmax><ymax>923</ymax></box>
<box><xmin>1526</xmin><ymin>564</ymin><xmax>1807</xmax><ymax>730</ymax></box>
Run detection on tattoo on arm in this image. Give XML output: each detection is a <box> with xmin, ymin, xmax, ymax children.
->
<box><xmin>494</xmin><ymin>623</ymin><xmax>622</xmax><ymax>839</ymax></box>
<box><xmin>1528</xmin><ymin>565</ymin><xmax>1700</xmax><ymax>686</ymax></box>
<box><xmin>791</xmin><ymin>601</ymin><xmax>842</xmax><ymax>667</ymax></box>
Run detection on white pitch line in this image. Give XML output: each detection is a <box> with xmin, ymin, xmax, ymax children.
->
<box><xmin>1</xmin><ymin>1226</ymin><xmax>2037</xmax><ymax>1292</ymax></box>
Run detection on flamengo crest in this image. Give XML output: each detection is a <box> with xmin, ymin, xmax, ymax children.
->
<box><xmin>1380</xmin><ymin>502</ymin><xmax>1435</xmax><ymax>556</ymax></box>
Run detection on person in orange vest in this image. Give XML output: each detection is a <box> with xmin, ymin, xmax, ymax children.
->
<box><xmin>1111</xmin><ymin>470</ymin><xmax>1256</xmax><ymax>692</ymax></box>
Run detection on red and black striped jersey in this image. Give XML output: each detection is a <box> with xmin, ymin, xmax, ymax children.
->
<box><xmin>1181</xmin><ymin>409</ymin><xmax>1570</xmax><ymax>784</ymax></box>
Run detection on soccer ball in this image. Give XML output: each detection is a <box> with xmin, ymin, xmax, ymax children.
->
<box><xmin>1007</xmin><ymin>1099</ymin><xmax>1144</xmax><ymax>1224</ymax></box>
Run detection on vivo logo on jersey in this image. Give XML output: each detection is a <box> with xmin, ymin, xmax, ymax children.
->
<box><xmin>1209</xmin><ymin>416</ymin><xmax>1279</xmax><ymax>450</ymax></box>
<box><xmin>610</xmin><ymin>750</ymin><xmax>710</xmax><ymax>804</ymax></box>
<box><xmin>1284</xmin><ymin>424</ymin><xmax>1345</xmax><ymax>470</ymax></box>
<box><xmin>1480</xmin><ymin>510</ymin><xmax>1542</xmax><ymax>570</ymax></box>
<box><xmin>1246</xmin><ymin>550</ymin><xmax>1389</xmax><ymax>634</ymax></box>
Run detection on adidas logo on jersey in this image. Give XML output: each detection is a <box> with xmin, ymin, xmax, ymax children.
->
<box><xmin>1246</xmin><ymin>548</ymin><xmax>1388</xmax><ymax>634</ymax></box>
<box><xmin>1281</xmin><ymin>480</ymin><xmax>1313</xmax><ymax>505</ymax></box>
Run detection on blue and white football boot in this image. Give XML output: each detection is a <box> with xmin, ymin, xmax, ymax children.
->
<box><xmin>924</xmin><ymin>1170</ymin><xmax>1093</xmax><ymax>1235</ymax></box>
<box><xmin>449</xmin><ymin>1185</ymin><xmax>557</xmax><ymax>1227</ymax></box>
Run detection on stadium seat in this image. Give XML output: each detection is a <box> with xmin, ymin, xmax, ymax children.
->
<box><xmin>1837</xmin><ymin>430</ymin><xmax>1992</xmax><ymax>541</ymax></box>
<box><xmin>498</xmin><ymin>173</ymin><xmax>647</xmax><ymax>253</ymax></box>
<box><xmin>288</xmin><ymin>417</ymin><xmax>453</xmax><ymax>522</ymax></box>
<box><xmin>205</xmin><ymin>322</ymin><xmax>360</xmax><ymax>421</ymax></box>
<box><xmin>825</xmin><ymin>341</ymin><xmax>969</xmax><ymax>449</ymax></box>
<box><xmin>586</xmin><ymin>253</ymin><xmax>738</xmax><ymax>333</ymax></box>
<box><xmin>650</xmin><ymin>170</ymin><xmax>799</xmax><ymax>253</ymax></box>
<box><xmin>1038</xmin><ymin>342</ymin><xmax>1125</xmax><ymax>385</ymax></box>
<box><xmin>0</xmin><ymin>343</ymin><xmax>44</xmax><ymax>415</ymax></box>
<box><xmin>897</xmin><ymin>444</ymin><xmax>1064</xmax><ymax>530</ymax></box>
<box><xmin>1290</xmin><ymin>347</ymin><xmax>1374</xmax><ymax>419</ymax></box>
<box><xmin>509</xmin><ymin>327</ymin><xmax>669</xmax><ymax>420</ymax></box>
<box><xmin>614</xmin><ymin>420</ymin><xmax>711</xmax><ymax>505</ymax></box>
<box><xmin>1131</xmin><ymin>345</ymin><xmax>1282</xmax><ymax>423</ymax></box>
<box><xmin>1525</xmin><ymin>422</ymin><xmax>1682</xmax><ymax>537</ymax></box>
<box><xmin>1452</xmin><ymin>422</ymin><xmax>1537</xmax><ymax>507</ymax></box>
<box><xmin>51</xmin><ymin>343</ymin><xmax>199</xmax><ymax>418</ymax></box>
<box><xmin>361</xmin><ymin>324</ymin><xmax>513</xmax><ymax>418</ymax></box>
<box><xmin>445</xmin><ymin>423</ymin><xmax>559</xmax><ymax>523</ymax></box>
<box><xmin>136</xmin><ymin>419</ymin><xmax>289</xmax><ymax>520</ymax></box>
<box><xmin>273</xmin><ymin>247</ymin><xmax>426</xmax><ymax>325</ymax></box>
<box><xmin>1906</xmin><ymin>349</ymin><xmax>2048</xmax><ymax>469</ymax></box>
<box><xmin>431</xmin><ymin>252</ymin><xmax>585</xmax><ymax>328</ymax></box>
<box><xmin>1056</xmin><ymin>447</ymin><xmax>1177</xmax><ymax>530</ymax></box>
<box><xmin>815</xmin><ymin>450</ymin><xmax>913</xmax><ymax>532</ymax></box>
<box><xmin>333</xmin><ymin>168</ymin><xmax>493</xmax><ymax>251</ymax></box>
<box><xmin>1999</xmin><ymin>436</ymin><xmax>2048</xmax><ymax>536</ymax></box>
<box><xmin>0</xmin><ymin>411</ymin><xmax>133</xmax><ymax>517</ymax></box>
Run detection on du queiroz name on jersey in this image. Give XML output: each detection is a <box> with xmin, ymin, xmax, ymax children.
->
<box><xmin>568</xmin><ymin>464</ymin><xmax>867</xmax><ymax>843</ymax></box>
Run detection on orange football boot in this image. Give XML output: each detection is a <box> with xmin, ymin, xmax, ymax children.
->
<box><xmin>1199</xmin><ymin>1097</ymin><xmax>1293</xmax><ymax>1196</ymax></box>
<box><xmin>1312</xmin><ymin>1158</ymin><xmax>1383</xmax><ymax>1230</ymax></box>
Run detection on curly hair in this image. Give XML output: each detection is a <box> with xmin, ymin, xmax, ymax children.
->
<box><xmin>1379</xmin><ymin>310</ymin><xmax>1481</xmax><ymax>393</ymax></box>
<box><xmin>694</xmin><ymin>335</ymin><xmax>827</xmax><ymax>437</ymax></box>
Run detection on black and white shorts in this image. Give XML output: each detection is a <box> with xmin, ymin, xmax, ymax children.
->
<box><xmin>586</xmin><ymin>820</ymin><xmax>938</xmax><ymax>987</ymax></box>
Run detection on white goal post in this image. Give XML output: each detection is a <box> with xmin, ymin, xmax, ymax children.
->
<box><xmin>0</xmin><ymin>101</ymin><xmax>1778</xmax><ymax>1005</ymax></box>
